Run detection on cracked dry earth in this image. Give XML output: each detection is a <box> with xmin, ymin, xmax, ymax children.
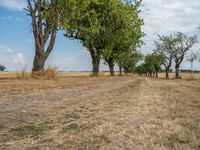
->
<box><xmin>0</xmin><ymin>76</ymin><xmax>200</xmax><ymax>150</ymax></box>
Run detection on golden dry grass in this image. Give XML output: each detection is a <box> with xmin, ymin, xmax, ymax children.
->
<box><xmin>0</xmin><ymin>72</ymin><xmax>200</xmax><ymax>150</ymax></box>
<box><xmin>158</xmin><ymin>72</ymin><xmax>200</xmax><ymax>80</ymax></box>
<box><xmin>1</xmin><ymin>71</ymin><xmax>199</xmax><ymax>80</ymax></box>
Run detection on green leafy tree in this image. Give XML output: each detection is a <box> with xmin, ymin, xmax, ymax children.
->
<box><xmin>118</xmin><ymin>51</ymin><xmax>143</xmax><ymax>74</ymax></box>
<box><xmin>63</xmin><ymin>0</ymin><xmax>110</xmax><ymax>76</ymax></box>
<box><xmin>145</xmin><ymin>53</ymin><xmax>163</xmax><ymax>78</ymax></box>
<box><xmin>102</xmin><ymin>0</ymin><xmax>143</xmax><ymax>76</ymax></box>
<box><xmin>135</xmin><ymin>63</ymin><xmax>155</xmax><ymax>77</ymax></box>
<box><xmin>62</xmin><ymin>0</ymin><xmax>143</xmax><ymax>76</ymax></box>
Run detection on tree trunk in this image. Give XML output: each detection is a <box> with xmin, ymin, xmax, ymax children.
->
<box><xmin>153</xmin><ymin>72</ymin><xmax>155</xmax><ymax>78</ymax></box>
<box><xmin>27</xmin><ymin>0</ymin><xmax>60</xmax><ymax>75</ymax></box>
<box><xmin>165</xmin><ymin>70</ymin><xmax>169</xmax><ymax>79</ymax></box>
<box><xmin>150</xmin><ymin>73</ymin><xmax>152</xmax><ymax>77</ymax></box>
<box><xmin>119</xmin><ymin>65</ymin><xmax>122</xmax><ymax>76</ymax></box>
<box><xmin>32</xmin><ymin>55</ymin><xmax>45</xmax><ymax>72</ymax></box>
<box><xmin>156</xmin><ymin>71</ymin><xmax>158</xmax><ymax>78</ymax></box>
<box><xmin>106</xmin><ymin>59</ymin><xmax>115</xmax><ymax>76</ymax></box>
<box><xmin>191</xmin><ymin>61</ymin><xmax>194</xmax><ymax>80</ymax></box>
<box><xmin>32</xmin><ymin>49</ymin><xmax>46</xmax><ymax>73</ymax></box>
<box><xmin>124</xmin><ymin>67</ymin><xmax>129</xmax><ymax>75</ymax></box>
<box><xmin>175</xmin><ymin>65</ymin><xmax>180</xmax><ymax>79</ymax></box>
<box><xmin>92</xmin><ymin>58</ymin><xmax>100</xmax><ymax>76</ymax></box>
<box><xmin>108</xmin><ymin>63</ymin><xmax>115</xmax><ymax>76</ymax></box>
<box><xmin>89</xmin><ymin>44</ymin><xmax>100</xmax><ymax>77</ymax></box>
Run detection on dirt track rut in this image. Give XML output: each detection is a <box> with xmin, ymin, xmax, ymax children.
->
<box><xmin>0</xmin><ymin>77</ymin><xmax>200</xmax><ymax>150</ymax></box>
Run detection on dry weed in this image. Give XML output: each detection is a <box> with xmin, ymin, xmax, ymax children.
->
<box><xmin>31</xmin><ymin>67</ymin><xmax>58</xmax><ymax>80</ymax></box>
<box><xmin>16</xmin><ymin>66</ymin><xmax>31</xmax><ymax>79</ymax></box>
<box><xmin>89</xmin><ymin>72</ymin><xmax>105</xmax><ymax>77</ymax></box>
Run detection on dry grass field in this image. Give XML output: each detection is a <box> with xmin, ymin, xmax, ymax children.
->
<box><xmin>0</xmin><ymin>72</ymin><xmax>200</xmax><ymax>150</ymax></box>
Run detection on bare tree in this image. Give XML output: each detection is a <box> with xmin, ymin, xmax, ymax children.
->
<box><xmin>154</xmin><ymin>35</ymin><xmax>173</xmax><ymax>79</ymax></box>
<box><xmin>26</xmin><ymin>0</ymin><xmax>64</xmax><ymax>74</ymax></box>
<box><xmin>187</xmin><ymin>51</ymin><xmax>199</xmax><ymax>80</ymax></box>
<box><xmin>155</xmin><ymin>33</ymin><xmax>197</xmax><ymax>79</ymax></box>
<box><xmin>171</xmin><ymin>32</ymin><xmax>197</xmax><ymax>79</ymax></box>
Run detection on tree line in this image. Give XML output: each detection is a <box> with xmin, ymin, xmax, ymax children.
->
<box><xmin>1</xmin><ymin>0</ymin><xmax>198</xmax><ymax>78</ymax></box>
<box><xmin>26</xmin><ymin>0</ymin><xmax>144</xmax><ymax>76</ymax></box>
<box><xmin>135</xmin><ymin>32</ymin><xmax>198</xmax><ymax>79</ymax></box>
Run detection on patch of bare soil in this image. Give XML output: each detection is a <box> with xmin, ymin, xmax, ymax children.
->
<box><xmin>0</xmin><ymin>76</ymin><xmax>199</xmax><ymax>150</ymax></box>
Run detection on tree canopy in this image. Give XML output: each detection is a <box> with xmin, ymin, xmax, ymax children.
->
<box><xmin>62</xmin><ymin>0</ymin><xmax>144</xmax><ymax>76</ymax></box>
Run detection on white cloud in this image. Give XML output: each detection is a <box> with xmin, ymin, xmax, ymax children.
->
<box><xmin>46</xmin><ymin>46</ymin><xmax>92</xmax><ymax>71</ymax></box>
<box><xmin>0</xmin><ymin>15</ymin><xmax>23</xmax><ymax>22</ymax></box>
<box><xmin>0</xmin><ymin>44</ymin><xmax>27</xmax><ymax>70</ymax></box>
<box><xmin>0</xmin><ymin>0</ymin><xmax>26</xmax><ymax>11</ymax></box>
<box><xmin>140</xmin><ymin>0</ymin><xmax>200</xmax><ymax>55</ymax></box>
<box><xmin>0</xmin><ymin>45</ymin><xmax>13</xmax><ymax>53</ymax></box>
<box><xmin>12</xmin><ymin>52</ymin><xmax>26</xmax><ymax>65</ymax></box>
<box><xmin>138</xmin><ymin>0</ymin><xmax>200</xmax><ymax>70</ymax></box>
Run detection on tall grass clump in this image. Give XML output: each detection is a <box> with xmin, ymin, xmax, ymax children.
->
<box><xmin>32</xmin><ymin>67</ymin><xmax>58</xmax><ymax>80</ymax></box>
<box><xmin>16</xmin><ymin>66</ymin><xmax>31</xmax><ymax>79</ymax></box>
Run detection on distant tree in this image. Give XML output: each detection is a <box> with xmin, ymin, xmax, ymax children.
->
<box><xmin>169</xmin><ymin>68</ymin><xmax>173</xmax><ymax>73</ymax></box>
<box><xmin>121</xmin><ymin>51</ymin><xmax>143</xmax><ymax>74</ymax></box>
<box><xmin>0</xmin><ymin>65</ymin><xmax>6</xmax><ymax>71</ymax></box>
<box><xmin>171</xmin><ymin>32</ymin><xmax>197</xmax><ymax>79</ymax></box>
<box><xmin>135</xmin><ymin>64</ymin><xmax>146</xmax><ymax>76</ymax></box>
<box><xmin>135</xmin><ymin>63</ymin><xmax>155</xmax><ymax>77</ymax></box>
<box><xmin>145</xmin><ymin>53</ymin><xmax>163</xmax><ymax>77</ymax></box>
<box><xmin>26</xmin><ymin>0</ymin><xmax>68</xmax><ymax>74</ymax></box>
<box><xmin>155</xmin><ymin>33</ymin><xmax>197</xmax><ymax>79</ymax></box>
<box><xmin>187</xmin><ymin>51</ymin><xmax>199</xmax><ymax>80</ymax></box>
<box><xmin>154</xmin><ymin>35</ymin><xmax>174</xmax><ymax>79</ymax></box>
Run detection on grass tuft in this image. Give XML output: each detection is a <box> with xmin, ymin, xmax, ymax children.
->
<box><xmin>78</xmin><ymin>134</ymin><xmax>110</xmax><ymax>150</ymax></box>
<box><xmin>10</xmin><ymin>123</ymin><xmax>54</xmax><ymax>139</ymax></box>
<box><xmin>32</xmin><ymin>67</ymin><xmax>58</xmax><ymax>80</ymax></box>
<box><xmin>16</xmin><ymin>66</ymin><xmax>31</xmax><ymax>79</ymax></box>
<box><xmin>60</xmin><ymin>123</ymin><xmax>81</xmax><ymax>133</ymax></box>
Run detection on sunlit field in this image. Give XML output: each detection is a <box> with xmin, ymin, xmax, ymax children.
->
<box><xmin>0</xmin><ymin>0</ymin><xmax>200</xmax><ymax>149</ymax></box>
<box><xmin>1</xmin><ymin>72</ymin><xmax>200</xmax><ymax>79</ymax></box>
<box><xmin>158</xmin><ymin>72</ymin><xmax>200</xmax><ymax>80</ymax></box>
<box><xmin>0</xmin><ymin>72</ymin><xmax>200</xmax><ymax>149</ymax></box>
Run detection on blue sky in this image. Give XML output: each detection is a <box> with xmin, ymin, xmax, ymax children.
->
<box><xmin>0</xmin><ymin>1</ymin><xmax>93</xmax><ymax>71</ymax></box>
<box><xmin>0</xmin><ymin>0</ymin><xmax>200</xmax><ymax>71</ymax></box>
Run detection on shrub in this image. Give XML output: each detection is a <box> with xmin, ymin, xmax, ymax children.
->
<box><xmin>0</xmin><ymin>65</ymin><xmax>6</xmax><ymax>71</ymax></box>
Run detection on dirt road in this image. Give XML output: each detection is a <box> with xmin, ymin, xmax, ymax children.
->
<box><xmin>0</xmin><ymin>76</ymin><xmax>199</xmax><ymax>150</ymax></box>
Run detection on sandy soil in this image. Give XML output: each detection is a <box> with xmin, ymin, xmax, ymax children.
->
<box><xmin>0</xmin><ymin>75</ymin><xmax>200</xmax><ymax>150</ymax></box>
